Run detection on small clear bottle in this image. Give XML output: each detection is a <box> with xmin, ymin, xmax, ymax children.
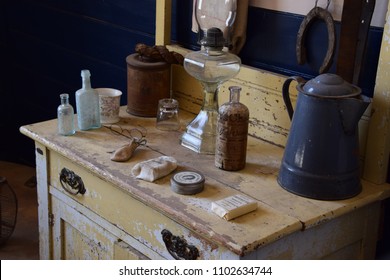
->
<box><xmin>57</xmin><ymin>93</ymin><xmax>76</xmax><ymax>136</ymax></box>
<box><xmin>75</xmin><ymin>69</ymin><xmax>101</xmax><ymax>130</ymax></box>
<box><xmin>215</xmin><ymin>86</ymin><xmax>249</xmax><ymax>171</ymax></box>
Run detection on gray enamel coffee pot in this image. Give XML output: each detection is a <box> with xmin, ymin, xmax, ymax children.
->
<box><xmin>278</xmin><ymin>73</ymin><xmax>371</xmax><ymax>200</ymax></box>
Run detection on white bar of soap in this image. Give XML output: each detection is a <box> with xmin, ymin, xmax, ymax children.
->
<box><xmin>211</xmin><ymin>194</ymin><xmax>257</xmax><ymax>220</ymax></box>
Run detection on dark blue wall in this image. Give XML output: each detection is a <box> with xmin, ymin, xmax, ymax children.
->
<box><xmin>1</xmin><ymin>0</ymin><xmax>383</xmax><ymax>166</ymax></box>
<box><xmin>1</xmin><ymin>0</ymin><xmax>156</xmax><ymax>165</ymax></box>
<box><xmin>171</xmin><ymin>3</ymin><xmax>382</xmax><ymax>97</ymax></box>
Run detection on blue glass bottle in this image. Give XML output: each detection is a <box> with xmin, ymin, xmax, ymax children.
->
<box><xmin>57</xmin><ymin>93</ymin><xmax>76</xmax><ymax>136</ymax></box>
<box><xmin>75</xmin><ymin>70</ymin><xmax>101</xmax><ymax>130</ymax></box>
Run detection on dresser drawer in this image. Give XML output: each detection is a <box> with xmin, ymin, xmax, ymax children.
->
<box><xmin>48</xmin><ymin>150</ymin><xmax>235</xmax><ymax>259</ymax></box>
<box><xmin>50</xmin><ymin>192</ymin><xmax>150</xmax><ymax>260</ymax></box>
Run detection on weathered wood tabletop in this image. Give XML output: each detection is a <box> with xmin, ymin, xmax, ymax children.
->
<box><xmin>20</xmin><ymin>107</ymin><xmax>390</xmax><ymax>256</ymax></box>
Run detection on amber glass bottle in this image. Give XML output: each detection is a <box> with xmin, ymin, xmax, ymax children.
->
<box><xmin>215</xmin><ymin>86</ymin><xmax>249</xmax><ymax>171</ymax></box>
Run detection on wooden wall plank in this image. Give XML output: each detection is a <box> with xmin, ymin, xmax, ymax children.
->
<box><xmin>170</xmin><ymin>44</ymin><xmax>370</xmax><ymax>162</ymax></box>
<box><xmin>169</xmin><ymin>45</ymin><xmax>292</xmax><ymax>147</ymax></box>
<box><xmin>363</xmin><ymin>1</ymin><xmax>390</xmax><ymax>184</ymax></box>
<box><xmin>155</xmin><ymin>0</ymin><xmax>172</xmax><ymax>45</ymax></box>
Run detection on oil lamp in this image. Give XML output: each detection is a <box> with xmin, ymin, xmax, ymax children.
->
<box><xmin>181</xmin><ymin>0</ymin><xmax>241</xmax><ymax>154</ymax></box>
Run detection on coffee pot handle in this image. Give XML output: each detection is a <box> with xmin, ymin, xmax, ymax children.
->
<box><xmin>282</xmin><ymin>76</ymin><xmax>306</xmax><ymax>120</ymax></box>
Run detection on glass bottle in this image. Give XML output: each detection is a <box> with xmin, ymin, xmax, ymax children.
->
<box><xmin>215</xmin><ymin>86</ymin><xmax>249</xmax><ymax>171</ymax></box>
<box><xmin>57</xmin><ymin>93</ymin><xmax>76</xmax><ymax>136</ymax></box>
<box><xmin>75</xmin><ymin>69</ymin><xmax>101</xmax><ymax>130</ymax></box>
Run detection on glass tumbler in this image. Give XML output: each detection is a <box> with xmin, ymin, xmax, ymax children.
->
<box><xmin>156</xmin><ymin>98</ymin><xmax>180</xmax><ymax>131</ymax></box>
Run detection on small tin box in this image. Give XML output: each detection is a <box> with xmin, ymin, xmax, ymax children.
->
<box><xmin>170</xmin><ymin>171</ymin><xmax>205</xmax><ymax>195</ymax></box>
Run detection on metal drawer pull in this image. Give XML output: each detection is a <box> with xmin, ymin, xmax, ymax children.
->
<box><xmin>59</xmin><ymin>168</ymin><xmax>86</xmax><ymax>195</ymax></box>
<box><xmin>161</xmin><ymin>229</ymin><xmax>199</xmax><ymax>260</ymax></box>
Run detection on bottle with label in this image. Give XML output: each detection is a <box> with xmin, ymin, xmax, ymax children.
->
<box><xmin>57</xmin><ymin>93</ymin><xmax>76</xmax><ymax>136</ymax></box>
<box><xmin>215</xmin><ymin>86</ymin><xmax>249</xmax><ymax>171</ymax></box>
<box><xmin>75</xmin><ymin>69</ymin><xmax>101</xmax><ymax>130</ymax></box>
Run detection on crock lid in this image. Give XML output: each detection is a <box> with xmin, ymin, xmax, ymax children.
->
<box><xmin>300</xmin><ymin>73</ymin><xmax>361</xmax><ymax>98</ymax></box>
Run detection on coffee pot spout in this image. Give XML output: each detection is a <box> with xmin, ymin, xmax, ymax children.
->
<box><xmin>339</xmin><ymin>95</ymin><xmax>371</xmax><ymax>135</ymax></box>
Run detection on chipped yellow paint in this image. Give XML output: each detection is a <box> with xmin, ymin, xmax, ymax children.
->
<box><xmin>363</xmin><ymin>1</ymin><xmax>390</xmax><ymax>184</ymax></box>
<box><xmin>169</xmin><ymin>45</ymin><xmax>294</xmax><ymax>147</ymax></box>
<box><xmin>169</xmin><ymin>44</ymin><xmax>371</xmax><ymax>156</ymax></box>
<box><xmin>47</xmin><ymin>140</ymin><xmax>299</xmax><ymax>259</ymax></box>
<box><xmin>52</xmin><ymin>196</ymin><xmax>123</xmax><ymax>259</ymax></box>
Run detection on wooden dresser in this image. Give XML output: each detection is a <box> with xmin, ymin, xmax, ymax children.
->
<box><xmin>20</xmin><ymin>108</ymin><xmax>390</xmax><ymax>259</ymax></box>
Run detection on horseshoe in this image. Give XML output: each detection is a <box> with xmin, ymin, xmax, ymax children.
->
<box><xmin>296</xmin><ymin>6</ymin><xmax>336</xmax><ymax>74</ymax></box>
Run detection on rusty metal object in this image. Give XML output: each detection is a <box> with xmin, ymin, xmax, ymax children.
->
<box><xmin>135</xmin><ymin>43</ymin><xmax>184</xmax><ymax>65</ymax></box>
<box><xmin>59</xmin><ymin>168</ymin><xmax>86</xmax><ymax>195</ymax></box>
<box><xmin>296</xmin><ymin>6</ymin><xmax>336</xmax><ymax>74</ymax></box>
<box><xmin>161</xmin><ymin>229</ymin><xmax>199</xmax><ymax>260</ymax></box>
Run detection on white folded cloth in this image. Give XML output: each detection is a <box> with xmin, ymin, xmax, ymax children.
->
<box><xmin>131</xmin><ymin>156</ymin><xmax>177</xmax><ymax>182</ymax></box>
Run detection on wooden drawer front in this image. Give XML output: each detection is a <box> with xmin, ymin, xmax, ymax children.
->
<box><xmin>49</xmin><ymin>151</ymin><xmax>236</xmax><ymax>259</ymax></box>
<box><xmin>51</xmin><ymin>194</ymin><xmax>149</xmax><ymax>260</ymax></box>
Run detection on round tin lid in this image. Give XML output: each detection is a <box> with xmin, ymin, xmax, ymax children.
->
<box><xmin>299</xmin><ymin>73</ymin><xmax>361</xmax><ymax>98</ymax></box>
<box><xmin>170</xmin><ymin>171</ymin><xmax>205</xmax><ymax>195</ymax></box>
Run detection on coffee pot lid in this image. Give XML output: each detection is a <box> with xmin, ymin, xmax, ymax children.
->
<box><xmin>300</xmin><ymin>73</ymin><xmax>361</xmax><ymax>98</ymax></box>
